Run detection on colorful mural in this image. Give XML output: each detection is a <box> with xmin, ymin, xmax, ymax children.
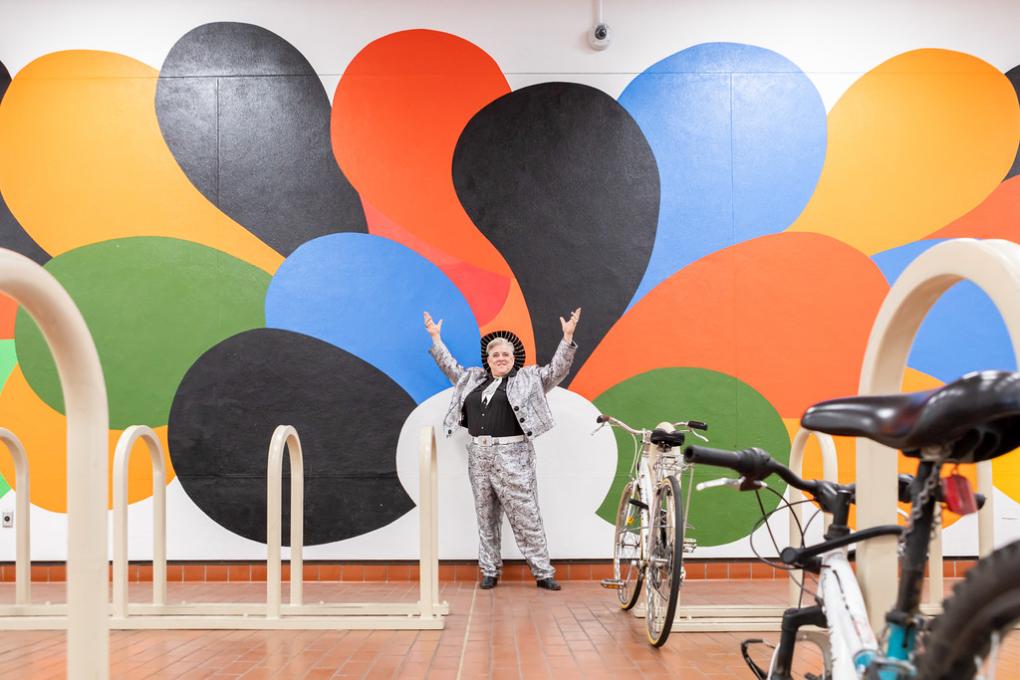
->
<box><xmin>0</xmin><ymin>24</ymin><xmax>1018</xmax><ymax>555</ymax></box>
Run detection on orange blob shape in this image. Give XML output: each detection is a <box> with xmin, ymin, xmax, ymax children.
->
<box><xmin>332</xmin><ymin>30</ymin><xmax>526</xmax><ymax>330</ymax></box>
<box><xmin>789</xmin><ymin>49</ymin><xmax>1020</xmax><ymax>254</ymax></box>
<box><xmin>0</xmin><ymin>51</ymin><xmax>282</xmax><ymax>274</ymax></box>
<box><xmin>571</xmin><ymin>233</ymin><xmax>889</xmax><ymax>418</ymax></box>
<box><xmin>0</xmin><ymin>366</ymin><xmax>175</xmax><ymax>512</ymax></box>
<box><xmin>931</xmin><ymin>174</ymin><xmax>1020</xmax><ymax>241</ymax></box>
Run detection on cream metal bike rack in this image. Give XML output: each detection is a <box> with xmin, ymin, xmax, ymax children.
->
<box><xmin>786</xmin><ymin>428</ymin><xmax>838</xmax><ymax>607</ymax></box>
<box><xmin>112</xmin><ymin>425</ymin><xmax>166</xmax><ymax>619</ymax></box>
<box><xmin>0</xmin><ymin>429</ymin><xmax>31</xmax><ymax>608</ymax></box>
<box><xmin>101</xmin><ymin>424</ymin><xmax>447</xmax><ymax>629</ymax></box>
<box><xmin>664</xmin><ymin>427</ymin><xmax>841</xmax><ymax>632</ymax></box>
<box><xmin>856</xmin><ymin>238</ymin><xmax>1018</xmax><ymax>631</ymax></box>
<box><xmin>0</xmin><ymin>250</ymin><xmax>110</xmax><ymax>679</ymax></box>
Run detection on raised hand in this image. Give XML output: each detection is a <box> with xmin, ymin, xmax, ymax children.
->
<box><xmin>423</xmin><ymin>311</ymin><xmax>443</xmax><ymax>339</ymax></box>
<box><xmin>559</xmin><ymin>307</ymin><xmax>581</xmax><ymax>343</ymax></box>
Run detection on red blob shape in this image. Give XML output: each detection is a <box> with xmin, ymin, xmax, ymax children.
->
<box><xmin>332</xmin><ymin>29</ymin><xmax>514</xmax><ymax>327</ymax></box>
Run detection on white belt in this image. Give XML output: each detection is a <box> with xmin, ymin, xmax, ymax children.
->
<box><xmin>472</xmin><ymin>435</ymin><xmax>526</xmax><ymax>446</ymax></box>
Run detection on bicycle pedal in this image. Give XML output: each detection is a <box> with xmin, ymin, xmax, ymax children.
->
<box><xmin>628</xmin><ymin>498</ymin><xmax>649</xmax><ymax>510</ymax></box>
<box><xmin>600</xmin><ymin>578</ymin><xmax>625</xmax><ymax>589</ymax></box>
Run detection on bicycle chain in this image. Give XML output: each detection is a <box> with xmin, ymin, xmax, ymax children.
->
<box><xmin>901</xmin><ymin>461</ymin><xmax>943</xmax><ymax>549</ymax></box>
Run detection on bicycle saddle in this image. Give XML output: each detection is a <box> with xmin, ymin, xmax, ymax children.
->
<box><xmin>650</xmin><ymin>429</ymin><xmax>685</xmax><ymax>448</ymax></box>
<box><xmin>801</xmin><ymin>370</ymin><xmax>1020</xmax><ymax>463</ymax></box>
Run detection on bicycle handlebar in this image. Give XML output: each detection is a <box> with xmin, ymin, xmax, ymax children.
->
<box><xmin>684</xmin><ymin>445</ymin><xmax>822</xmax><ymax>496</ymax></box>
<box><xmin>598</xmin><ymin>415</ymin><xmax>708</xmax><ymax>435</ymax></box>
<box><xmin>595</xmin><ymin>414</ymin><xmax>644</xmax><ymax>436</ymax></box>
<box><xmin>685</xmin><ymin>445</ymin><xmax>987</xmax><ymax>514</ymax></box>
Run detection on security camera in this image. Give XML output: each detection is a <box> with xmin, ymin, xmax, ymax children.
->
<box><xmin>589</xmin><ymin>22</ymin><xmax>611</xmax><ymax>50</ymax></box>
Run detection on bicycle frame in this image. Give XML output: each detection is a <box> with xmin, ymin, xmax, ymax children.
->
<box><xmin>768</xmin><ymin>548</ymin><xmax>878</xmax><ymax>678</ymax></box>
<box><xmin>614</xmin><ymin>430</ymin><xmax>663</xmax><ymax>582</ymax></box>
<box><xmin>763</xmin><ymin>460</ymin><xmax>943</xmax><ymax>680</ymax></box>
<box><xmin>620</xmin><ymin>423</ymin><xmax>697</xmax><ymax>561</ymax></box>
<box><xmin>602</xmin><ymin>417</ymin><xmax>704</xmax><ymax>595</ymax></box>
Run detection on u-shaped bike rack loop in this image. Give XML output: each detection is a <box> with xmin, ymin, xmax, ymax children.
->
<box><xmin>855</xmin><ymin>238</ymin><xmax>1020</xmax><ymax>630</ymax></box>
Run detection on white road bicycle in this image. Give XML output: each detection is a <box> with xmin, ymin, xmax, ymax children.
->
<box><xmin>595</xmin><ymin>414</ymin><xmax>708</xmax><ymax>646</ymax></box>
<box><xmin>684</xmin><ymin>369</ymin><xmax>1020</xmax><ymax>680</ymax></box>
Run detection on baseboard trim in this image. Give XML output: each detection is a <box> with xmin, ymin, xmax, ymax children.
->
<box><xmin>0</xmin><ymin>558</ymin><xmax>980</xmax><ymax>583</ymax></box>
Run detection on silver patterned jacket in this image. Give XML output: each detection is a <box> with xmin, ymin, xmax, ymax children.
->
<box><xmin>429</xmin><ymin>338</ymin><xmax>577</xmax><ymax>440</ymax></box>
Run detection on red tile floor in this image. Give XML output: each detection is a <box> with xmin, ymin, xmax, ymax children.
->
<box><xmin>1</xmin><ymin>579</ymin><xmax>1018</xmax><ymax>679</ymax></box>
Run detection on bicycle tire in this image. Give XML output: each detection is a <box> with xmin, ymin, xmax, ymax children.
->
<box><xmin>645</xmin><ymin>474</ymin><xmax>684</xmax><ymax>647</ymax></box>
<box><xmin>613</xmin><ymin>478</ymin><xmax>645</xmax><ymax>610</ymax></box>
<box><xmin>915</xmin><ymin>539</ymin><xmax>1020</xmax><ymax>679</ymax></box>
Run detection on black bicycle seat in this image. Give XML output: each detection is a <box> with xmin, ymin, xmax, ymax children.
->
<box><xmin>650</xmin><ymin>429</ymin><xmax>685</xmax><ymax>448</ymax></box>
<box><xmin>801</xmin><ymin>370</ymin><xmax>1020</xmax><ymax>463</ymax></box>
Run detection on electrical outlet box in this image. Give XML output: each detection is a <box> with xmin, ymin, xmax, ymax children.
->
<box><xmin>1</xmin><ymin>511</ymin><xmax>13</xmax><ymax>528</ymax></box>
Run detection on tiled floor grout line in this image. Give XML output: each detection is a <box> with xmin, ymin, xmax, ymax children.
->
<box><xmin>138</xmin><ymin>627</ymin><xmax>253</xmax><ymax>678</ymax></box>
<box><xmin>3</xmin><ymin>581</ymin><xmax>1015</xmax><ymax>678</ymax></box>
<box><xmin>455</xmin><ymin>584</ymin><xmax>478</xmax><ymax>680</ymax></box>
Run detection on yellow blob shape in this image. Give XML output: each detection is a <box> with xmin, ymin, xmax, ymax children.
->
<box><xmin>789</xmin><ymin>49</ymin><xmax>1020</xmax><ymax>254</ymax></box>
<box><xmin>0</xmin><ymin>51</ymin><xmax>282</xmax><ymax>273</ymax></box>
<box><xmin>0</xmin><ymin>366</ymin><xmax>176</xmax><ymax>513</ymax></box>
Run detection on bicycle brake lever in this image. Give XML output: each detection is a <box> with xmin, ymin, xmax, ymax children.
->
<box><xmin>696</xmin><ymin>476</ymin><xmax>768</xmax><ymax>492</ymax></box>
<box><xmin>688</xmin><ymin>430</ymin><xmax>709</xmax><ymax>443</ymax></box>
<box><xmin>696</xmin><ymin>477</ymin><xmax>741</xmax><ymax>491</ymax></box>
<box><xmin>590</xmin><ymin>422</ymin><xmax>606</xmax><ymax>436</ymax></box>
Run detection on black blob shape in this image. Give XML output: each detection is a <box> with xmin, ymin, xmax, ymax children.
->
<box><xmin>0</xmin><ymin>60</ymin><xmax>50</xmax><ymax>265</ymax></box>
<box><xmin>452</xmin><ymin>83</ymin><xmax>659</xmax><ymax>384</ymax></box>
<box><xmin>1005</xmin><ymin>65</ymin><xmax>1020</xmax><ymax>181</ymax></box>
<box><xmin>156</xmin><ymin>22</ymin><xmax>366</xmax><ymax>256</ymax></box>
<box><xmin>168</xmin><ymin>329</ymin><xmax>415</xmax><ymax>546</ymax></box>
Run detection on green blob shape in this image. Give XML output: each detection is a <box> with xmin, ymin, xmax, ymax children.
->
<box><xmin>593</xmin><ymin>367</ymin><xmax>790</xmax><ymax>547</ymax></box>
<box><xmin>0</xmin><ymin>339</ymin><xmax>19</xmax><ymax>497</ymax></box>
<box><xmin>15</xmin><ymin>237</ymin><xmax>269</xmax><ymax>429</ymax></box>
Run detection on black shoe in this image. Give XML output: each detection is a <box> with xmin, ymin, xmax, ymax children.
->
<box><xmin>480</xmin><ymin>575</ymin><xmax>498</xmax><ymax>589</ymax></box>
<box><xmin>536</xmin><ymin>577</ymin><xmax>561</xmax><ymax>591</ymax></box>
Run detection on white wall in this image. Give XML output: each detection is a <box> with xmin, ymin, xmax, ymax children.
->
<box><xmin>0</xmin><ymin>0</ymin><xmax>1018</xmax><ymax>561</ymax></box>
<box><xmin>3</xmin><ymin>0</ymin><xmax>1020</xmax><ymax>106</ymax></box>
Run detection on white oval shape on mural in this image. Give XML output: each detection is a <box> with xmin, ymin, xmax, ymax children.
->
<box><xmin>396</xmin><ymin>386</ymin><xmax>617</xmax><ymax>559</ymax></box>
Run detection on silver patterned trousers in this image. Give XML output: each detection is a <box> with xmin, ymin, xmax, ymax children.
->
<box><xmin>467</xmin><ymin>440</ymin><xmax>554</xmax><ymax>579</ymax></box>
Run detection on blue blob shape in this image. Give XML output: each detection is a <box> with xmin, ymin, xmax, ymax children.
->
<box><xmin>620</xmin><ymin>42</ymin><xmax>827</xmax><ymax>307</ymax></box>
<box><xmin>265</xmin><ymin>234</ymin><xmax>480</xmax><ymax>403</ymax></box>
<box><xmin>872</xmin><ymin>239</ymin><xmax>1016</xmax><ymax>382</ymax></box>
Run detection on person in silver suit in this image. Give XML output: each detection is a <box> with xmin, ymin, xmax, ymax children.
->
<box><xmin>423</xmin><ymin>308</ymin><xmax>580</xmax><ymax>590</ymax></box>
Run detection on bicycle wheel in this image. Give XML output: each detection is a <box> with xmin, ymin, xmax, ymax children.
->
<box><xmin>613</xmin><ymin>479</ymin><xmax>645</xmax><ymax>610</ymax></box>
<box><xmin>915</xmin><ymin>539</ymin><xmax>1020</xmax><ymax>679</ymax></box>
<box><xmin>645</xmin><ymin>474</ymin><xmax>683</xmax><ymax>647</ymax></box>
